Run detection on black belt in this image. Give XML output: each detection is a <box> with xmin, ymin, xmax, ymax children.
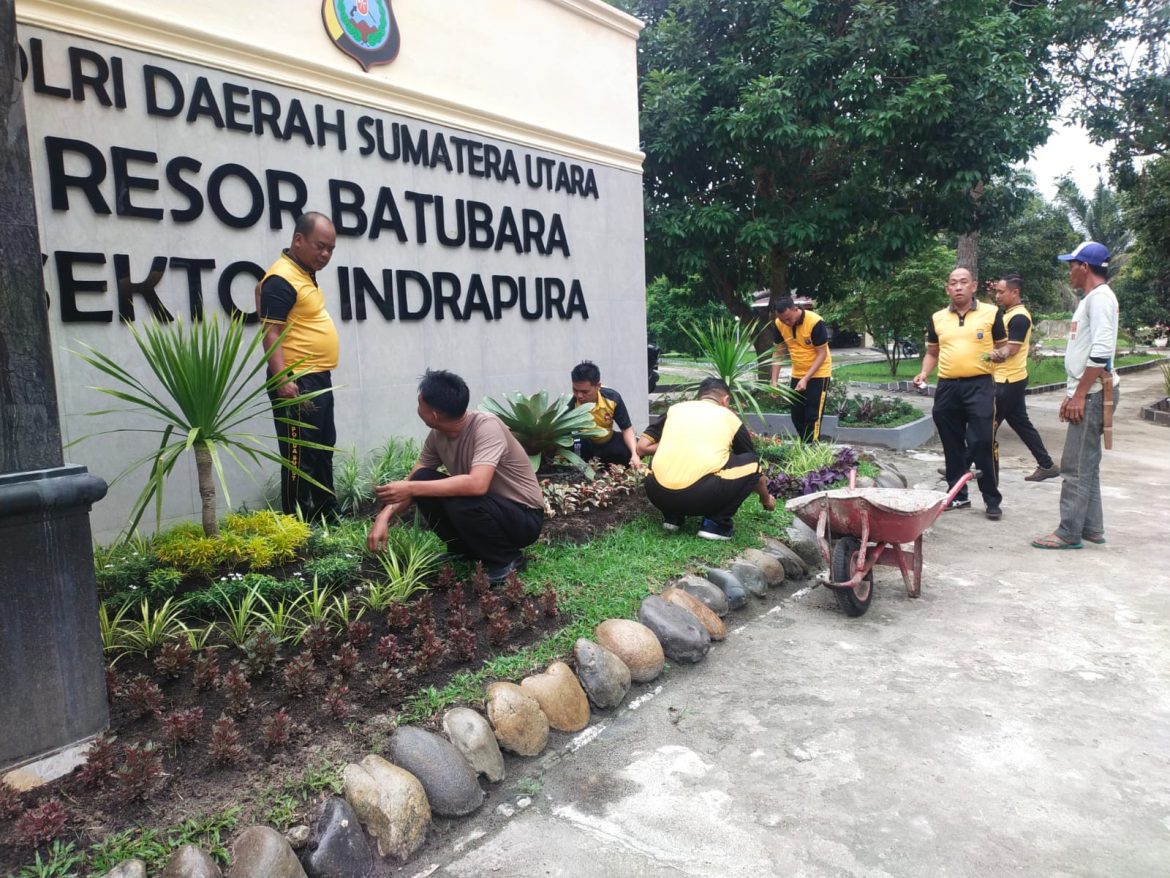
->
<box><xmin>939</xmin><ymin>374</ymin><xmax>991</xmax><ymax>382</ymax></box>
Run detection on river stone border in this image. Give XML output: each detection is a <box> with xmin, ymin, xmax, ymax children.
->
<box><xmin>96</xmin><ymin>538</ymin><xmax>816</xmax><ymax>877</ymax></box>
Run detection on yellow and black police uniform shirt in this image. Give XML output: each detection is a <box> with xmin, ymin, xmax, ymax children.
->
<box><xmin>996</xmin><ymin>303</ymin><xmax>1032</xmax><ymax>384</ymax></box>
<box><xmin>767</xmin><ymin>309</ymin><xmax>832</xmax><ymax>379</ymax></box>
<box><xmin>641</xmin><ymin>401</ymin><xmax>757</xmax><ymax>489</ymax></box>
<box><xmin>259</xmin><ymin>250</ymin><xmax>339</xmax><ymax>373</ymax></box>
<box><xmin>926</xmin><ymin>300</ymin><xmax>1006</xmax><ymax>379</ymax></box>
<box><xmin>568</xmin><ymin>386</ymin><xmax>632</xmax><ymax>443</ymax></box>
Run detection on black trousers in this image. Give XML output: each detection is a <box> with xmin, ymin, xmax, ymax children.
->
<box><xmin>579</xmin><ymin>432</ymin><xmax>630</xmax><ymax>466</ymax></box>
<box><xmin>790</xmin><ymin>376</ymin><xmax>830</xmax><ymax>442</ymax></box>
<box><xmin>270</xmin><ymin>370</ymin><xmax>336</xmax><ymax>521</ymax></box>
<box><xmin>932</xmin><ymin>375</ymin><xmax>1001</xmax><ymax>507</ymax></box>
<box><xmin>644</xmin><ymin>452</ymin><xmax>760</xmax><ymax>528</ymax></box>
<box><xmin>409</xmin><ymin>468</ymin><xmax>543</xmax><ymax>566</ymax></box>
<box><xmin>994</xmin><ymin>378</ymin><xmax>1054</xmax><ymax>469</ymax></box>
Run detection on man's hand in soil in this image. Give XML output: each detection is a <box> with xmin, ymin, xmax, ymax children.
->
<box><xmin>628</xmin><ymin>453</ymin><xmax>643</xmax><ymax>470</ymax></box>
<box><xmin>366</xmin><ymin>507</ymin><xmax>396</xmax><ymax>553</ymax></box>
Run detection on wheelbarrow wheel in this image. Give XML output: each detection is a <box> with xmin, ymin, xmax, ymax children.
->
<box><xmin>831</xmin><ymin>536</ymin><xmax>874</xmax><ymax>617</ymax></box>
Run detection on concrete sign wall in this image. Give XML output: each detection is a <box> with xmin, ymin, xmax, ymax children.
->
<box><xmin>15</xmin><ymin>1</ymin><xmax>646</xmax><ymax>541</ymax></box>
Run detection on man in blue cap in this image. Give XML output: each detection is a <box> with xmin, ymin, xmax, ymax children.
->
<box><xmin>1032</xmin><ymin>242</ymin><xmax>1119</xmax><ymax>549</ymax></box>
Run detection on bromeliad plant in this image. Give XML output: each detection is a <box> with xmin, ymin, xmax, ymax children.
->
<box><xmin>71</xmin><ymin>315</ymin><xmax>335</xmax><ymax>538</ymax></box>
<box><xmin>681</xmin><ymin>316</ymin><xmax>798</xmax><ymax>418</ymax></box>
<box><xmin>480</xmin><ymin>390</ymin><xmax>606</xmax><ymax>472</ymax></box>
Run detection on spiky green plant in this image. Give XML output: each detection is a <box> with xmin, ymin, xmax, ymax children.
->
<box><xmin>364</xmin><ymin>525</ymin><xmax>442</xmax><ymax>610</ymax></box>
<box><xmin>480</xmin><ymin>390</ymin><xmax>606</xmax><ymax>472</ymax></box>
<box><xmin>120</xmin><ymin>597</ymin><xmax>189</xmax><ymax>656</ymax></box>
<box><xmin>70</xmin><ymin>315</ymin><xmax>335</xmax><ymax>538</ymax></box>
<box><xmin>368</xmin><ymin>436</ymin><xmax>420</xmax><ymax>487</ymax></box>
<box><xmin>332</xmin><ymin>447</ymin><xmax>370</xmax><ymax>517</ymax></box>
<box><xmin>681</xmin><ymin>317</ymin><xmax>798</xmax><ymax>418</ymax></box>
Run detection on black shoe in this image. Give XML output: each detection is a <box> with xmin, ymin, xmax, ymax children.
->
<box><xmin>662</xmin><ymin>514</ymin><xmax>683</xmax><ymax>533</ymax></box>
<box><xmin>486</xmin><ymin>557</ymin><xmax>527</xmax><ymax>582</ymax></box>
<box><xmin>946</xmin><ymin>498</ymin><xmax>971</xmax><ymax>511</ymax></box>
<box><xmin>985</xmin><ymin>505</ymin><xmax>1002</xmax><ymax>520</ymax></box>
<box><xmin>1024</xmin><ymin>465</ymin><xmax>1060</xmax><ymax>482</ymax></box>
<box><xmin>697</xmin><ymin>518</ymin><xmax>734</xmax><ymax>541</ymax></box>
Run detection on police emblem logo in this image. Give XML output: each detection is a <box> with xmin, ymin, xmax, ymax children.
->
<box><xmin>322</xmin><ymin>0</ymin><xmax>401</xmax><ymax>72</ymax></box>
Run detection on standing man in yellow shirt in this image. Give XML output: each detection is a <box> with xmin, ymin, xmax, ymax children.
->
<box><xmin>258</xmin><ymin>212</ymin><xmax>340</xmax><ymax>520</ymax></box>
<box><xmin>768</xmin><ymin>296</ymin><xmax>833</xmax><ymax>442</ymax></box>
<box><xmin>914</xmin><ymin>267</ymin><xmax>1008</xmax><ymax>519</ymax></box>
<box><xmin>991</xmin><ymin>274</ymin><xmax>1059</xmax><ymax>481</ymax></box>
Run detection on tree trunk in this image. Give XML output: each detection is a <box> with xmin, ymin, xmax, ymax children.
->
<box><xmin>956</xmin><ymin>232</ymin><xmax>980</xmax><ymax>277</ymax></box>
<box><xmin>194</xmin><ymin>443</ymin><xmax>218</xmax><ymax>536</ymax></box>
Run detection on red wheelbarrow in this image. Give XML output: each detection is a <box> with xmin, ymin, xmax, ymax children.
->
<box><xmin>785</xmin><ymin>470</ymin><xmax>978</xmax><ymax>617</ymax></box>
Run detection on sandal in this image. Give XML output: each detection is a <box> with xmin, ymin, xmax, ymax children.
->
<box><xmin>1082</xmin><ymin>533</ymin><xmax>1106</xmax><ymax>544</ymax></box>
<box><xmin>1031</xmin><ymin>533</ymin><xmax>1083</xmax><ymax>550</ymax></box>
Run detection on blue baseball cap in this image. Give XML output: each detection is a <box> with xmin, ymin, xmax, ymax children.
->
<box><xmin>1057</xmin><ymin>241</ymin><xmax>1110</xmax><ymax>267</ymax></box>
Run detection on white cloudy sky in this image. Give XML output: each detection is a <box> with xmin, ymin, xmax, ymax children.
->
<box><xmin>1024</xmin><ymin>122</ymin><xmax>1112</xmax><ymax>200</ymax></box>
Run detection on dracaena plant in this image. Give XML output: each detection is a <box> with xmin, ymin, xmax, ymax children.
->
<box><xmin>71</xmin><ymin>314</ymin><xmax>335</xmax><ymax>538</ymax></box>
<box><xmin>480</xmin><ymin>390</ymin><xmax>607</xmax><ymax>472</ymax></box>
<box><xmin>681</xmin><ymin>316</ymin><xmax>797</xmax><ymax>419</ymax></box>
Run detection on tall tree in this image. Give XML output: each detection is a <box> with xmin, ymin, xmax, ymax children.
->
<box><xmin>829</xmin><ymin>242</ymin><xmax>954</xmax><ymax>376</ymax></box>
<box><xmin>1061</xmin><ymin>0</ymin><xmax>1169</xmax><ymax>184</ymax></box>
<box><xmin>1114</xmin><ymin>156</ymin><xmax>1170</xmax><ymax>335</ymax></box>
<box><xmin>1054</xmin><ymin>177</ymin><xmax>1133</xmax><ymax>259</ymax></box>
<box><xmin>635</xmin><ymin>0</ymin><xmax>1112</xmax><ymax>329</ymax></box>
<box><xmin>980</xmin><ymin>189</ymin><xmax>1080</xmax><ymax>313</ymax></box>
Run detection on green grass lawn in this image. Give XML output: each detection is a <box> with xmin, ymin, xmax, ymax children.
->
<box><xmin>834</xmin><ymin>354</ymin><xmax>1162</xmax><ymax>386</ymax></box>
<box><xmin>833</xmin><ymin>360</ymin><xmax>922</xmax><ymax>381</ymax></box>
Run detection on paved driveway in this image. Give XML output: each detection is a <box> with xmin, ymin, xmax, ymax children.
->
<box><xmin>411</xmin><ymin>368</ymin><xmax>1170</xmax><ymax>878</ymax></box>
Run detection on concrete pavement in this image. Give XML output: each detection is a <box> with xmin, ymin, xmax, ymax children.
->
<box><xmin>407</xmin><ymin>368</ymin><xmax>1170</xmax><ymax>877</ymax></box>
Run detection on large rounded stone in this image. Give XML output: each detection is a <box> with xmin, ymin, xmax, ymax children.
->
<box><xmin>741</xmin><ymin>548</ymin><xmax>786</xmax><ymax>587</ymax></box>
<box><xmin>594</xmin><ymin>618</ymin><xmax>664</xmax><ymax>682</ymax></box>
<box><xmin>661</xmin><ymin>587</ymin><xmax>725</xmax><ymax>641</ymax></box>
<box><xmin>226</xmin><ymin>826</ymin><xmax>306</xmax><ymax>878</ymax></box>
<box><xmin>342</xmin><ymin>755</ymin><xmax>430</xmax><ymax>862</ymax></box>
<box><xmin>730</xmin><ymin>560</ymin><xmax>768</xmax><ymax>598</ymax></box>
<box><xmin>103</xmin><ymin>861</ymin><xmax>148</xmax><ymax>878</ymax></box>
<box><xmin>160</xmin><ymin>846</ymin><xmax>221</xmax><ymax>878</ymax></box>
<box><xmin>636</xmin><ymin>595</ymin><xmax>710</xmax><ymax>664</ymax></box>
<box><xmin>520</xmin><ymin>661</ymin><xmax>590</xmax><ymax>732</ymax></box>
<box><xmin>783</xmin><ymin>520</ymin><xmax>824</xmax><ymax>567</ymax></box>
<box><xmin>443</xmin><ymin>707</ymin><xmax>505</xmax><ymax>782</ymax></box>
<box><xmin>761</xmin><ymin>536</ymin><xmax>811</xmax><ymax>579</ymax></box>
<box><xmin>302</xmin><ymin>797</ymin><xmax>374</xmax><ymax>878</ymax></box>
<box><xmin>388</xmin><ymin>726</ymin><xmax>484</xmax><ymax>817</ymax></box>
<box><xmin>702</xmin><ymin>568</ymin><xmax>749</xmax><ymax>610</ymax></box>
<box><xmin>674</xmin><ymin>574</ymin><xmax>729</xmax><ymax>617</ymax></box>
<box><xmin>573</xmin><ymin>638</ymin><xmax>631</xmax><ymax>709</ymax></box>
<box><xmin>485</xmin><ymin>682</ymin><xmax>549</xmax><ymax>756</ymax></box>
<box><xmin>875</xmin><ymin>470</ymin><xmax>908</xmax><ymax>489</ymax></box>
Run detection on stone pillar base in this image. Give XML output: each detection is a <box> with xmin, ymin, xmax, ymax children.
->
<box><xmin>0</xmin><ymin>465</ymin><xmax>109</xmax><ymax>770</ymax></box>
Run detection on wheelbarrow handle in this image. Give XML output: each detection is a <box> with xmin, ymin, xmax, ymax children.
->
<box><xmin>941</xmin><ymin>468</ymin><xmax>981</xmax><ymax>507</ymax></box>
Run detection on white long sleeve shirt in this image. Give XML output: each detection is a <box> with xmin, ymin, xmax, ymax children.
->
<box><xmin>1065</xmin><ymin>283</ymin><xmax>1119</xmax><ymax>397</ymax></box>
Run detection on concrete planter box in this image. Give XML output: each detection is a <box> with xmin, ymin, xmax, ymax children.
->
<box><xmin>745</xmin><ymin>412</ymin><xmax>936</xmax><ymax>451</ymax></box>
<box><xmin>1140</xmin><ymin>398</ymin><xmax>1170</xmax><ymax>426</ymax></box>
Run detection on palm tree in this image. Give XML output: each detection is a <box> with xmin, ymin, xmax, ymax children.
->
<box><xmin>72</xmin><ymin>315</ymin><xmax>333</xmax><ymax>537</ymax></box>
<box><xmin>1054</xmin><ymin>177</ymin><xmax>1134</xmax><ymax>263</ymax></box>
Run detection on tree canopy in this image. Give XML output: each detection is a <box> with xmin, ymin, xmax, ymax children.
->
<box><xmin>634</xmin><ymin>0</ymin><xmax>1113</xmax><ymax>316</ymax></box>
<box><xmin>1061</xmin><ymin>0</ymin><xmax>1169</xmax><ymax>184</ymax></box>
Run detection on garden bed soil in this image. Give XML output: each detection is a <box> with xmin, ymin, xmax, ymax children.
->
<box><xmin>0</xmin><ymin>488</ymin><xmax>654</xmax><ymax>876</ymax></box>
